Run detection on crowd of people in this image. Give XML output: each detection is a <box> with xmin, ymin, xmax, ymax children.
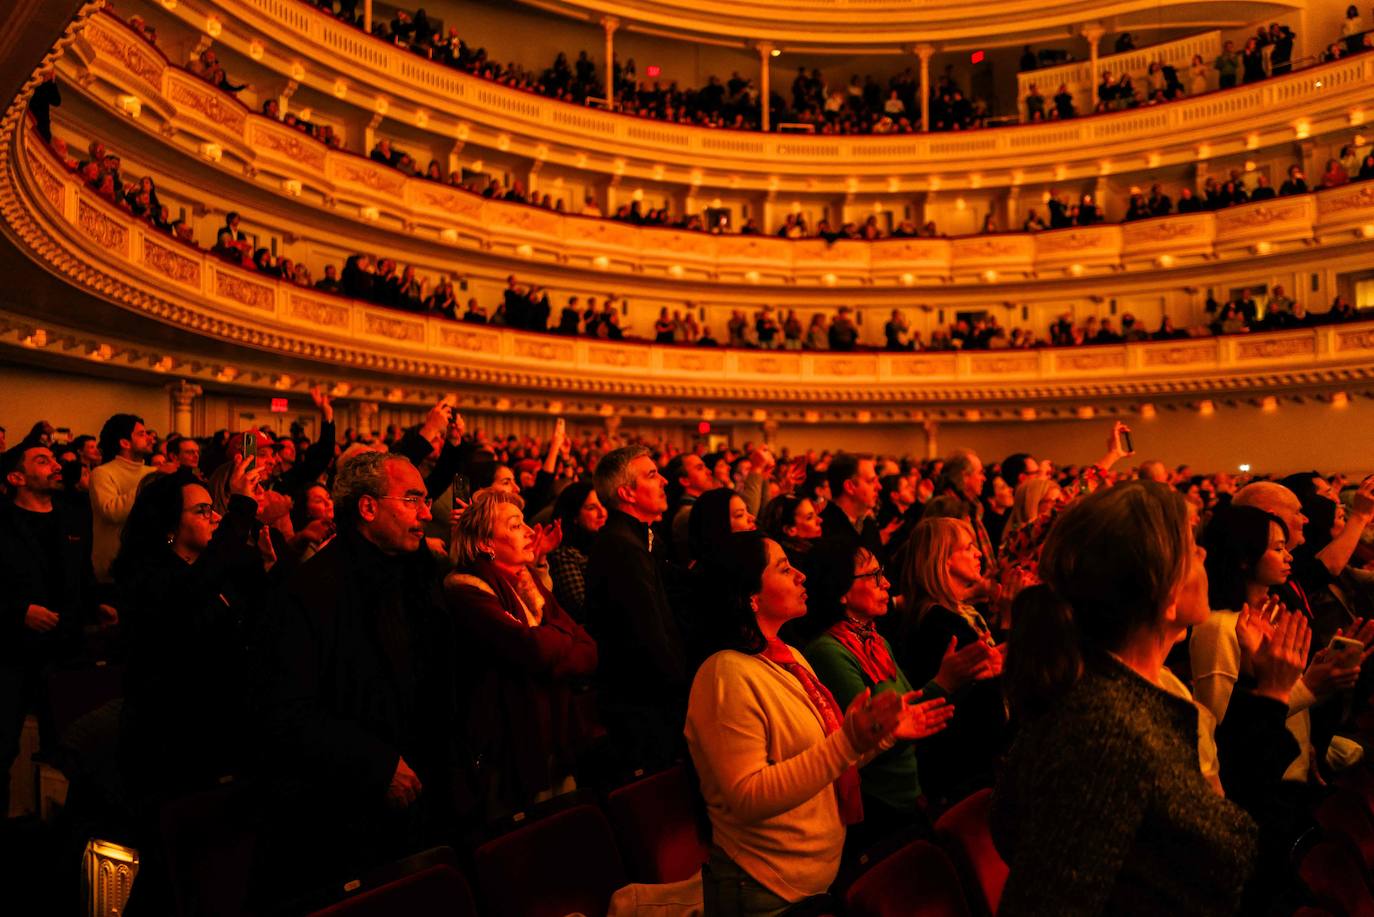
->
<box><xmin>4</xmin><ymin>400</ymin><xmax>1374</xmax><ymax>913</ymax></box>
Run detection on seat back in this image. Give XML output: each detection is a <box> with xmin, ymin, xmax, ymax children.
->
<box><xmin>308</xmin><ymin>848</ymin><xmax>477</xmax><ymax>917</ymax></box>
<box><xmin>933</xmin><ymin>788</ymin><xmax>1007</xmax><ymax>917</ymax></box>
<box><xmin>46</xmin><ymin>662</ymin><xmax>125</xmax><ymax>739</ymax></box>
<box><xmin>1297</xmin><ymin>839</ymin><xmax>1374</xmax><ymax>917</ymax></box>
<box><xmin>604</xmin><ymin>765</ymin><xmax>709</xmax><ymax>884</ymax></box>
<box><xmin>1315</xmin><ymin>789</ymin><xmax>1374</xmax><ymax>872</ymax></box>
<box><xmin>474</xmin><ymin>803</ymin><xmax>628</xmax><ymax>917</ymax></box>
<box><xmin>843</xmin><ymin>838</ymin><xmax>973</xmax><ymax>917</ymax></box>
<box><xmin>159</xmin><ymin>784</ymin><xmax>257</xmax><ymax>917</ymax></box>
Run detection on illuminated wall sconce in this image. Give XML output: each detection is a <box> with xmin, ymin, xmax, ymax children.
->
<box><xmin>1068</xmin><ymin>263</ymin><xmax>1085</xmax><ymax>277</ymax></box>
<box><xmin>515</xmin><ymin>244</ymin><xmax>533</xmax><ymax>258</ymax></box>
<box><xmin>888</xmin><ymin>177</ymin><xmax>901</xmax><ymax>192</ymax></box>
<box><xmin>456</xmin><ymin>122</ymin><xmax>470</xmax><ymax>141</ymax></box>
<box><xmin>387</xmin><ymin>387</ymin><xmax>405</xmax><ymax>401</ymax></box>
<box><xmin>1139</xmin><ymin>403</ymin><xmax>1157</xmax><ymax>419</ymax></box>
<box><xmin>332</xmin><ymin>80</ymin><xmax>348</xmax><ymax>98</ymax></box>
<box><xmin>281</xmin><ymin>179</ymin><xmax>302</xmax><ymax>197</ymax></box>
<box><xmin>87</xmin><ymin>343</ymin><xmax>113</xmax><ymax>362</ymax></box>
<box><xmin>495</xmin><ymin>397</ymin><xmax>512</xmax><ymax>411</ymax></box>
<box><xmin>955</xmin><ymin>197</ymin><xmax>967</xmax><ymax>211</ymax></box>
<box><xmin>152</xmin><ymin>356</ymin><xmax>175</xmax><ymax>373</ymax></box>
<box><xmin>1244</xmin><ymin>160</ymin><xmax>1256</xmax><ymax>172</ymax></box>
<box><xmin>900</xmin><ymin>273</ymin><xmax>916</xmax><ymax>286</ymax></box>
<box><xmin>1350</xmin><ymin>109</ymin><xmax>1365</xmax><ymax>126</ymax></box>
<box><xmin>1053</xmin><ymin>165</ymin><xmax>1066</xmax><ymax>180</ymax></box>
<box><xmin>1252</xmin><ymin>241</ymin><xmax>1272</xmax><ymax>255</ymax></box>
<box><xmin>498</xmin><ymin>134</ymin><xmax>512</xmax><ymax>152</ymax></box>
<box><xmin>650</xmin><ymin>405</ymin><xmax>668</xmax><ymax>419</ymax></box>
<box><xmin>1147</xmin><ymin>152</ymin><xmax>1161</xmax><ymax>167</ymax></box>
<box><xmin>1020</xmin><ymin>407</ymin><xmax>1037</xmax><ymax>420</ymax></box>
<box><xmin>1156</xmin><ymin>254</ymin><xmax>1174</xmax><ymax>268</ymax></box>
<box><xmin>290</xmin><ymin>62</ymin><xmax>305</xmax><ymax>80</ymax></box>
<box><xmin>745</xmin><ymin>270</ymin><xmax>761</xmax><ymax>283</ymax></box>
<box><xmin>415</xmin><ymin>110</ymin><xmax>429</xmax><ymax>129</ymax></box>
<box><xmin>216</xmin><ymin>366</ymin><xmax>238</xmax><ymax>382</ymax></box>
<box><xmin>248</xmin><ymin>40</ymin><xmax>264</xmax><ymax>61</ymax></box>
<box><xmin>709</xmin><ymin>197</ymin><xmax>722</xmax><ymax>209</ymax></box>
<box><xmin>982</xmin><ymin>269</ymin><xmax>998</xmax><ymax>282</ymax></box>
<box><xmin>1331</xmin><ymin>391</ymin><xmax>1350</xmax><ymax>408</ymax></box>
<box><xmin>359</xmin><ymin>206</ymin><xmax>379</xmax><ymax>222</ymax></box>
<box><xmin>469</xmin><ymin>159</ymin><xmax>484</xmax><ymax>173</ymax></box>
<box><xmin>929</xmin><ymin>176</ymin><xmax>943</xmax><ymax>191</ymax></box>
<box><xmin>1245</xmin><ymin>132</ymin><xmax>1260</xmax><ymax>150</ymax></box>
<box><xmin>21</xmin><ymin>328</ymin><xmax>47</xmax><ymax>348</ymax></box>
<box><xmin>598</xmin><ymin>403</ymin><xmax>616</xmax><ymax>417</ymax></box>
<box><xmin>1360</xmin><ymin>224</ymin><xmax>1374</xmax><ymax>239</ymax></box>
<box><xmin>160</xmin><ymin>0</ymin><xmax>177</xmax><ymax>9</ymax></box>
<box><xmin>653</xmin><ymin>164</ymin><xmax>665</xmax><ymax>180</ymax></box>
<box><xmin>804</xmin><ymin>410</ymin><xmax>820</xmax><ymax>424</ymax></box>
<box><xmin>821</xmin><ymin>273</ymin><xmax>838</xmax><ymax>286</ymax></box>
<box><xmin>1260</xmin><ymin>395</ymin><xmax>1278</xmax><ymax>412</ymax></box>
<box><xmin>439</xmin><ymin>228</ymin><xmax>457</xmax><ymax>243</ymax></box>
<box><xmin>116</xmin><ymin>94</ymin><xmax>141</xmax><ymax>118</ymax></box>
<box><xmin>274</xmin><ymin>374</ymin><xmax>294</xmax><ymax>389</ymax></box>
<box><xmin>199</xmin><ymin>142</ymin><xmax>222</xmax><ymax>162</ymax></box>
<box><xmin>1195</xmin><ymin>143</ymin><xmax>1210</xmax><ymax>160</ymax></box>
<box><xmin>855</xmin><ymin>410</ymin><xmax>872</xmax><ymax>424</ymax></box>
<box><xmin>593</xmin><ymin>256</ymin><xmax>610</xmax><ymax>269</ymax></box>
<box><xmin>1198</xmin><ymin>400</ymin><xmax>1215</xmax><ymax>416</ymax></box>
<box><xmin>963</xmin><ymin>408</ymin><xmax>981</xmax><ymax>421</ymax></box>
<box><xmin>612</xmin><ymin>157</ymin><xmax>625</xmax><ymax>174</ymax></box>
<box><xmin>205</xmin><ymin>16</ymin><xmax>221</xmax><ymax>36</ymax></box>
<box><xmin>668</xmin><ymin>265</ymin><xmax>684</xmax><ymax>278</ymax></box>
<box><xmin>1076</xmin><ymin>406</ymin><xmax>1095</xmax><ymax>419</ymax></box>
<box><xmin>1294</xmin><ymin>120</ymin><xmax>1310</xmax><ymax>139</ymax></box>
<box><xmin>770</xmin><ymin>48</ymin><xmax>781</xmax><ymax>57</ymax></box>
<box><xmin>330</xmin><ymin>382</ymin><xmax>352</xmax><ymax>397</ymax></box>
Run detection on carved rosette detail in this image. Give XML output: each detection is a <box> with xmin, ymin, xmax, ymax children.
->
<box><xmin>253</xmin><ymin>125</ymin><xmax>325</xmax><ymax>171</ymax></box>
<box><xmin>87</xmin><ymin>24</ymin><xmax>164</xmax><ymax>88</ymax></box>
<box><xmin>332</xmin><ymin>161</ymin><xmax>406</xmax><ymax>195</ymax></box>
<box><xmin>1236</xmin><ymin>337</ymin><xmax>1315</xmax><ymax>359</ymax></box>
<box><xmin>515</xmin><ymin>339</ymin><xmax>574</xmax><ymax>361</ymax></box>
<box><xmin>168</xmin><ymin>79</ymin><xmax>247</xmax><ymax>133</ymax></box>
<box><xmin>1337</xmin><ymin>329</ymin><xmax>1374</xmax><ymax>351</ymax></box>
<box><xmin>1056</xmin><ymin>352</ymin><xmax>1126</xmax><ymax>371</ymax></box>
<box><xmin>143</xmin><ymin>238</ymin><xmax>200</xmax><ymax>285</ymax></box>
<box><xmin>1144</xmin><ymin>344</ymin><xmax>1215</xmax><ymax>366</ymax></box>
<box><xmin>1320</xmin><ymin>185</ymin><xmax>1374</xmax><ymax>215</ymax></box>
<box><xmin>364</xmin><ymin>313</ymin><xmax>424</xmax><ymax>342</ymax></box>
<box><xmin>29</xmin><ymin>157</ymin><xmax>63</xmax><ymax>210</ymax></box>
<box><xmin>438</xmin><ymin>328</ymin><xmax>500</xmax><ymax>352</ymax></box>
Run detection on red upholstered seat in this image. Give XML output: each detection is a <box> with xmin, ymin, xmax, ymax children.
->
<box><xmin>1297</xmin><ymin>840</ymin><xmax>1374</xmax><ymax>917</ymax></box>
<box><xmin>843</xmin><ymin>838</ymin><xmax>973</xmax><ymax>917</ymax></box>
<box><xmin>474</xmin><ymin>803</ymin><xmax>628</xmax><ymax>917</ymax></box>
<box><xmin>933</xmin><ymin>788</ymin><xmax>1008</xmax><ymax>917</ymax></box>
<box><xmin>604</xmin><ymin>764</ymin><xmax>710</xmax><ymax>884</ymax></box>
<box><xmin>1314</xmin><ymin>789</ymin><xmax>1374</xmax><ymax>873</ymax></box>
<box><xmin>307</xmin><ymin>848</ymin><xmax>476</xmax><ymax>917</ymax></box>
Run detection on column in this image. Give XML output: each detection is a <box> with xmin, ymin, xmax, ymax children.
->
<box><xmin>915</xmin><ymin>44</ymin><xmax>934</xmax><ymax>133</ymax></box>
<box><xmin>167</xmin><ymin>380</ymin><xmax>202</xmax><ymax>436</ymax></box>
<box><xmin>761</xmin><ymin>419</ymin><xmax>779</xmax><ymax>445</ymax></box>
<box><xmin>757</xmin><ymin>43</ymin><xmax>773</xmax><ymax>131</ymax></box>
<box><xmin>363</xmin><ymin>0</ymin><xmax>373</xmax><ymax>34</ymax></box>
<box><xmin>1083</xmin><ymin>23</ymin><xmax>1105</xmax><ymax>111</ymax></box>
<box><xmin>355</xmin><ymin>401</ymin><xmax>379</xmax><ymax>440</ymax></box>
<box><xmin>1004</xmin><ymin>186</ymin><xmax>1020</xmax><ymax>232</ymax></box>
<box><xmin>602</xmin><ymin>17</ymin><xmax>619</xmax><ymax>109</ymax></box>
<box><xmin>1094</xmin><ymin>175</ymin><xmax>1111</xmax><ymax>221</ymax></box>
<box><xmin>603</xmin><ymin>413</ymin><xmax>622</xmax><ymax>441</ymax></box>
<box><xmin>922</xmin><ymin>420</ymin><xmax>939</xmax><ymax>461</ymax></box>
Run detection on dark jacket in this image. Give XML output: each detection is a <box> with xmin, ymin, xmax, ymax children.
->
<box><xmin>253</xmin><ymin>528</ymin><xmax>459</xmax><ymax>897</ymax></box>
<box><xmin>117</xmin><ymin>494</ymin><xmax>264</xmax><ymax>800</ymax></box>
<box><xmin>898</xmin><ymin>603</ymin><xmax>1008</xmax><ymax>804</ymax></box>
<box><xmin>0</xmin><ymin>498</ymin><xmax>93</xmax><ymax>665</ymax></box>
<box><xmin>991</xmin><ymin>654</ymin><xmax>1257</xmax><ymax>916</ymax></box>
<box><xmin>583</xmin><ymin>509</ymin><xmax>686</xmax><ymax>761</ymax></box>
<box><xmin>819</xmin><ymin>500</ymin><xmax>882</xmax><ymax>557</ymax></box>
<box><xmin>444</xmin><ymin>562</ymin><xmax>597</xmax><ymax>817</ymax></box>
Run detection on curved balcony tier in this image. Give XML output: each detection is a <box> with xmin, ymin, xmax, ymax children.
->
<box><xmin>129</xmin><ymin>0</ymin><xmax>1373</xmax><ymax>188</ymax></box>
<box><xmin>8</xmin><ymin>95</ymin><xmax>1374</xmax><ymax>426</ymax></box>
<box><xmin>53</xmin><ymin>18</ymin><xmax>1374</xmax><ymax>293</ymax></box>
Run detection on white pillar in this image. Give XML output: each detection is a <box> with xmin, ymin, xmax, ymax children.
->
<box><xmin>1084</xmin><ymin>23</ymin><xmax>1105</xmax><ymax>111</ymax></box>
<box><xmin>167</xmin><ymin>381</ymin><xmax>202</xmax><ymax>436</ymax></box>
<box><xmin>916</xmin><ymin>44</ymin><xmax>934</xmax><ymax>133</ymax></box>
<box><xmin>757</xmin><ymin>43</ymin><xmax>773</xmax><ymax>131</ymax></box>
<box><xmin>363</xmin><ymin>0</ymin><xmax>373</xmax><ymax>34</ymax></box>
<box><xmin>602</xmin><ymin>17</ymin><xmax>619</xmax><ymax>109</ymax></box>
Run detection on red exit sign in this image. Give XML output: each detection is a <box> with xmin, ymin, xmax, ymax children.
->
<box><xmin>270</xmin><ymin>397</ymin><xmax>288</xmax><ymax>413</ymax></box>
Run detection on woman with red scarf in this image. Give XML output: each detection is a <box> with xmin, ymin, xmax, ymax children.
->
<box><xmin>446</xmin><ymin>490</ymin><xmax>597</xmax><ymax>820</ymax></box>
<box><xmin>685</xmin><ymin>532</ymin><xmax>948</xmax><ymax>915</ymax></box>
<box><xmin>802</xmin><ymin>541</ymin><xmax>955</xmax><ymax>858</ymax></box>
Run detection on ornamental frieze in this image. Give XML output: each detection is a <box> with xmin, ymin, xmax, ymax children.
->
<box><xmin>77</xmin><ymin>198</ymin><xmax>128</xmax><ymax>255</ymax></box>
<box><xmin>1055</xmin><ymin>350</ymin><xmax>1127</xmax><ymax>371</ymax></box>
<box><xmin>86</xmin><ymin>22</ymin><xmax>164</xmax><ymax>90</ymax></box>
<box><xmin>213</xmin><ymin>269</ymin><xmax>274</xmax><ymax>311</ymax></box>
<box><xmin>167</xmin><ymin>75</ymin><xmax>247</xmax><ymax>133</ymax></box>
<box><xmin>890</xmin><ymin>356</ymin><xmax>958</xmax><ymax>376</ymax></box>
<box><xmin>363</xmin><ymin>312</ymin><xmax>424</xmax><ymax>342</ymax></box>
<box><xmin>330</xmin><ymin>159</ymin><xmax>406</xmax><ymax>195</ymax></box>
<box><xmin>288</xmin><ymin>294</ymin><xmax>350</xmax><ymax>328</ymax></box>
<box><xmin>29</xmin><ymin>155</ymin><xmax>64</xmax><ymax>211</ymax></box>
<box><xmin>1124</xmin><ymin>220</ymin><xmax>1204</xmax><ymax>243</ymax></box>
<box><xmin>1034</xmin><ymin>231</ymin><xmax>1112</xmax><ymax>254</ymax></box>
<box><xmin>1318</xmin><ymin>184</ymin><xmax>1374</xmax><ymax>215</ymax></box>
<box><xmin>1143</xmin><ymin>342</ymin><xmax>1216</xmax><ymax>365</ymax></box>
<box><xmin>142</xmin><ymin>237</ymin><xmax>201</xmax><ymax>286</ymax></box>
<box><xmin>1235</xmin><ymin>337</ymin><xmax>1316</xmax><ymax>359</ymax></box>
<box><xmin>972</xmin><ymin>354</ymin><xmax>1040</xmax><ymax>374</ymax></box>
<box><xmin>588</xmin><ymin>345</ymin><xmax>650</xmax><ymax>368</ymax></box>
<box><xmin>514</xmin><ymin>337</ymin><xmax>575</xmax><ymax>362</ymax></box>
<box><xmin>662</xmin><ymin>351</ymin><xmax>726</xmax><ymax>373</ymax></box>
<box><xmin>251</xmin><ymin>123</ymin><xmax>326</xmax><ymax>171</ymax></box>
<box><xmin>1337</xmin><ymin>329</ymin><xmax>1374</xmax><ymax>351</ymax></box>
<box><xmin>438</xmin><ymin>327</ymin><xmax>500</xmax><ymax>352</ymax></box>
<box><xmin>1215</xmin><ymin>202</ymin><xmax>1306</xmax><ymax>229</ymax></box>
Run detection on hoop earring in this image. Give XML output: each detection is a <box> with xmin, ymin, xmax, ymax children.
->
<box><xmin>166</xmin><ymin>534</ymin><xmax>176</xmax><ymax>546</ymax></box>
<box><xmin>483</xmin><ymin>549</ymin><xmax>496</xmax><ymax>562</ymax></box>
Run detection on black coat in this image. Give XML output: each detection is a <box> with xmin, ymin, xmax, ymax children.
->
<box><xmin>253</xmin><ymin>528</ymin><xmax>460</xmax><ymax>897</ymax></box>
<box><xmin>0</xmin><ymin>498</ymin><xmax>94</xmax><ymax>666</ymax></box>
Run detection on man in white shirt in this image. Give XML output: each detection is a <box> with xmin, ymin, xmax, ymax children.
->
<box><xmin>89</xmin><ymin>413</ymin><xmax>156</xmax><ymax>582</ymax></box>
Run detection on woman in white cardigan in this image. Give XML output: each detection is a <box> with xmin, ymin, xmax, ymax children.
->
<box><xmin>685</xmin><ymin>532</ymin><xmax>949</xmax><ymax>915</ymax></box>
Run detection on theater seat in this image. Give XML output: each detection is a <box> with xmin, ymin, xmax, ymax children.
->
<box><xmin>843</xmin><ymin>838</ymin><xmax>973</xmax><ymax>917</ymax></box>
<box><xmin>1314</xmin><ymin>789</ymin><xmax>1374</xmax><ymax>873</ymax></box>
<box><xmin>604</xmin><ymin>765</ymin><xmax>709</xmax><ymax>883</ymax></box>
<box><xmin>307</xmin><ymin>848</ymin><xmax>476</xmax><ymax>917</ymax></box>
<box><xmin>933</xmin><ymin>788</ymin><xmax>1008</xmax><ymax>917</ymax></box>
<box><xmin>474</xmin><ymin>803</ymin><xmax>628</xmax><ymax>917</ymax></box>
<box><xmin>159</xmin><ymin>784</ymin><xmax>257</xmax><ymax>917</ymax></box>
<box><xmin>1296</xmin><ymin>839</ymin><xmax>1374</xmax><ymax>917</ymax></box>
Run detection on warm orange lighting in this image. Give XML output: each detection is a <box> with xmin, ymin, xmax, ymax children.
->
<box><xmin>1260</xmin><ymin>396</ymin><xmax>1278</xmax><ymax>412</ymax></box>
<box><xmin>1139</xmin><ymin>403</ymin><xmax>1156</xmax><ymax>419</ymax></box>
<box><xmin>1198</xmin><ymin>400</ymin><xmax>1215</xmax><ymax>416</ymax></box>
<box><xmin>1331</xmin><ymin>391</ymin><xmax>1350</xmax><ymax>408</ymax></box>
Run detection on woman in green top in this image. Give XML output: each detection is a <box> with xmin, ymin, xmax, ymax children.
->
<box><xmin>801</xmin><ymin>540</ymin><xmax>959</xmax><ymax>859</ymax></box>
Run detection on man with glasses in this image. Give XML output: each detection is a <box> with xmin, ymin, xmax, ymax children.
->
<box><xmin>253</xmin><ymin>451</ymin><xmax>460</xmax><ymax>902</ymax></box>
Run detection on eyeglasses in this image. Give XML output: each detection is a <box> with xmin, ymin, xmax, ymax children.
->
<box><xmin>378</xmin><ymin>494</ymin><xmax>433</xmax><ymax>510</ymax></box>
<box><xmin>185</xmin><ymin>503</ymin><xmax>217</xmax><ymax>519</ymax></box>
<box><xmin>854</xmin><ymin>567</ymin><xmax>887</xmax><ymax>581</ymax></box>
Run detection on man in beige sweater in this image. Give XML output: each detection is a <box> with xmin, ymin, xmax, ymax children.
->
<box><xmin>90</xmin><ymin>413</ymin><xmax>156</xmax><ymax>582</ymax></box>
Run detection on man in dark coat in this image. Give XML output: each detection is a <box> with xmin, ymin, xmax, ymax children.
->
<box><xmin>0</xmin><ymin>439</ymin><xmax>100</xmax><ymax>814</ymax></box>
<box><xmin>583</xmin><ymin>445</ymin><xmax>686</xmax><ymax>773</ymax></box>
<box><xmin>253</xmin><ymin>451</ymin><xmax>462</xmax><ymax>904</ymax></box>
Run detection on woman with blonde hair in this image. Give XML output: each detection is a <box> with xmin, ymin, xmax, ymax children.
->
<box><xmin>444</xmin><ymin>490</ymin><xmax>597</xmax><ymax>818</ymax></box>
<box><xmin>1001</xmin><ymin>477</ymin><xmax>1061</xmax><ymax>550</ymax></box>
<box><xmin>896</xmin><ymin>517</ymin><xmax>1008</xmax><ymax>805</ymax></box>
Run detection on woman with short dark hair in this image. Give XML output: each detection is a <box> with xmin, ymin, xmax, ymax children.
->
<box><xmin>545</xmin><ymin>481</ymin><xmax>606</xmax><ymax>620</ymax></box>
